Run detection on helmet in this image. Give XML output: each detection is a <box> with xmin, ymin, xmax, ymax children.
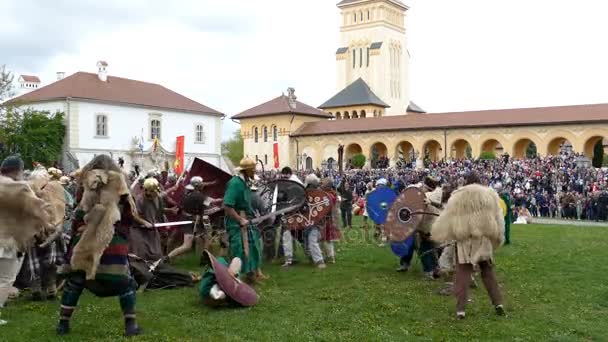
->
<box><xmin>239</xmin><ymin>158</ymin><xmax>256</xmax><ymax>171</ymax></box>
<box><xmin>59</xmin><ymin>176</ymin><xmax>70</xmax><ymax>185</ymax></box>
<box><xmin>190</xmin><ymin>176</ymin><xmax>204</xmax><ymax>187</ymax></box>
<box><xmin>143</xmin><ymin>178</ymin><xmax>160</xmax><ymax>192</ymax></box>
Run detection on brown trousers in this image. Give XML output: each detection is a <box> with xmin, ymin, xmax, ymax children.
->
<box><xmin>454</xmin><ymin>261</ymin><xmax>502</xmax><ymax>312</ymax></box>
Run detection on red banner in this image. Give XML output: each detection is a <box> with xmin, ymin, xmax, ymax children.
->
<box><xmin>273</xmin><ymin>142</ymin><xmax>279</xmax><ymax>169</ymax></box>
<box><xmin>174</xmin><ymin>136</ymin><xmax>185</xmax><ymax>175</ymax></box>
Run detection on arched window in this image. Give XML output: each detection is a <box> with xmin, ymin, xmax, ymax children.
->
<box><xmin>254</xmin><ymin>127</ymin><xmax>259</xmax><ymax>143</ymax></box>
<box><xmin>361</xmin><ymin>110</ymin><xmax>366</xmax><ymax>118</ymax></box>
<box><xmin>336</xmin><ymin>112</ymin><xmax>341</xmax><ymax>120</ymax></box>
<box><xmin>359</xmin><ymin>48</ymin><xmax>363</xmax><ymax>68</ymax></box>
<box><xmin>150</xmin><ymin>119</ymin><xmax>161</xmax><ymax>140</ymax></box>
<box><xmin>306</xmin><ymin>157</ymin><xmax>313</xmax><ymax>170</ymax></box>
<box><xmin>273</xmin><ymin>126</ymin><xmax>278</xmax><ymax>141</ymax></box>
<box><xmin>352</xmin><ymin>111</ymin><xmax>358</xmax><ymax>119</ymax></box>
<box><xmin>263</xmin><ymin>126</ymin><xmax>268</xmax><ymax>142</ymax></box>
<box><xmin>352</xmin><ymin>49</ymin><xmax>356</xmax><ymax>68</ymax></box>
<box><xmin>95</xmin><ymin>114</ymin><xmax>107</xmax><ymax>137</ymax></box>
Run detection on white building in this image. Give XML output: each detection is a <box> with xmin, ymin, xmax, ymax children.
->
<box><xmin>11</xmin><ymin>61</ymin><xmax>224</xmax><ymax>172</ymax></box>
<box><xmin>16</xmin><ymin>74</ymin><xmax>41</xmax><ymax>95</ymax></box>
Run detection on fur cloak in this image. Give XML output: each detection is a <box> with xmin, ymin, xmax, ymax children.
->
<box><xmin>431</xmin><ymin>184</ymin><xmax>504</xmax><ymax>264</ymax></box>
<box><xmin>29</xmin><ymin>176</ymin><xmax>67</xmax><ymax>230</ymax></box>
<box><xmin>70</xmin><ymin>169</ymin><xmax>131</xmax><ymax>279</ymax></box>
<box><xmin>0</xmin><ymin>176</ymin><xmax>50</xmax><ymax>252</ymax></box>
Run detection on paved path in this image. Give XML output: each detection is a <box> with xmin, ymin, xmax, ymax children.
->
<box><xmin>531</xmin><ymin>218</ymin><xmax>608</xmax><ymax>227</ymax></box>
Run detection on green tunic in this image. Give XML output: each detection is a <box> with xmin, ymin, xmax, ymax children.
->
<box><xmin>500</xmin><ymin>193</ymin><xmax>512</xmax><ymax>244</ymax></box>
<box><xmin>223</xmin><ymin>176</ymin><xmax>262</xmax><ymax>275</ymax></box>
<box><xmin>199</xmin><ymin>257</ymin><xmax>239</xmax><ymax>306</ymax></box>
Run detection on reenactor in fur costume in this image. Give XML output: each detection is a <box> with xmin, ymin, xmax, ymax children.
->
<box><xmin>25</xmin><ymin>169</ymin><xmax>69</xmax><ymax>301</ymax></box>
<box><xmin>0</xmin><ymin>156</ymin><xmax>52</xmax><ymax>325</ymax></box>
<box><xmin>57</xmin><ymin>155</ymin><xmax>143</xmax><ymax>336</ymax></box>
<box><xmin>431</xmin><ymin>181</ymin><xmax>506</xmax><ymax>319</ymax></box>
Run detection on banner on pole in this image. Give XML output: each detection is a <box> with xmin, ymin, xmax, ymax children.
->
<box><xmin>174</xmin><ymin>136</ymin><xmax>185</xmax><ymax>174</ymax></box>
<box><xmin>273</xmin><ymin>142</ymin><xmax>279</xmax><ymax>169</ymax></box>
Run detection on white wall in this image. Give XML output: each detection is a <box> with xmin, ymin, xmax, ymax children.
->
<box><xmin>21</xmin><ymin>100</ymin><xmax>222</xmax><ymax>171</ymax></box>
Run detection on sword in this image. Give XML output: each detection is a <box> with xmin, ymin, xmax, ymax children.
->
<box><xmin>152</xmin><ymin>221</ymin><xmax>193</xmax><ymax>228</ymax></box>
<box><xmin>249</xmin><ymin>203</ymin><xmax>302</xmax><ymax>225</ymax></box>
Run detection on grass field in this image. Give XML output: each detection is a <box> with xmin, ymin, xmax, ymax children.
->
<box><xmin>3</xmin><ymin>219</ymin><xmax>608</xmax><ymax>341</ymax></box>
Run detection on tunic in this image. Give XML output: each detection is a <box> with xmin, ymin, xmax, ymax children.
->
<box><xmin>223</xmin><ymin>176</ymin><xmax>262</xmax><ymax>275</ymax></box>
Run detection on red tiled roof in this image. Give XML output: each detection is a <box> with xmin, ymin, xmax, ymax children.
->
<box><xmin>10</xmin><ymin>72</ymin><xmax>222</xmax><ymax>116</ymax></box>
<box><xmin>20</xmin><ymin>75</ymin><xmax>40</xmax><ymax>83</ymax></box>
<box><xmin>232</xmin><ymin>95</ymin><xmax>333</xmax><ymax>120</ymax></box>
<box><xmin>291</xmin><ymin>103</ymin><xmax>608</xmax><ymax>137</ymax></box>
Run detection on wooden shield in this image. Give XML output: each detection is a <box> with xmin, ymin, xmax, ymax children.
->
<box><xmin>285</xmin><ymin>189</ymin><xmax>332</xmax><ymax>230</ymax></box>
<box><xmin>384</xmin><ymin>187</ymin><xmax>426</xmax><ymax>242</ymax></box>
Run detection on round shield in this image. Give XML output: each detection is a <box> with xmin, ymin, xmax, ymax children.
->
<box><xmin>389</xmin><ymin>235</ymin><xmax>415</xmax><ymax>258</ymax></box>
<box><xmin>285</xmin><ymin>189</ymin><xmax>332</xmax><ymax>230</ymax></box>
<box><xmin>384</xmin><ymin>186</ymin><xmax>426</xmax><ymax>242</ymax></box>
<box><xmin>366</xmin><ymin>187</ymin><xmax>398</xmax><ymax>225</ymax></box>
<box><xmin>253</xmin><ymin>180</ymin><xmax>306</xmax><ymax>217</ymax></box>
<box><xmin>205</xmin><ymin>251</ymin><xmax>258</xmax><ymax>307</ymax></box>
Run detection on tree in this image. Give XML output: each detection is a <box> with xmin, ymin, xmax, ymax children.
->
<box><xmin>351</xmin><ymin>153</ymin><xmax>366</xmax><ymax>168</ymax></box>
<box><xmin>0</xmin><ymin>64</ymin><xmax>14</xmax><ymax>102</ymax></box>
<box><xmin>526</xmin><ymin>142</ymin><xmax>537</xmax><ymax>158</ymax></box>
<box><xmin>221</xmin><ymin>129</ymin><xmax>244</xmax><ymax>165</ymax></box>
<box><xmin>479</xmin><ymin>151</ymin><xmax>497</xmax><ymax>160</ymax></box>
<box><xmin>0</xmin><ymin>108</ymin><xmax>66</xmax><ymax>168</ymax></box>
<box><xmin>592</xmin><ymin>140</ymin><xmax>604</xmax><ymax>168</ymax></box>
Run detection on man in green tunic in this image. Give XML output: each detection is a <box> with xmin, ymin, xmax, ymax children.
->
<box><xmin>223</xmin><ymin>158</ymin><xmax>266</xmax><ymax>284</ymax></box>
<box><xmin>494</xmin><ymin>182</ymin><xmax>512</xmax><ymax>245</ymax></box>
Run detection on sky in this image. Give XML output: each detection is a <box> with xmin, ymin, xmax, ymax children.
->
<box><xmin>2</xmin><ymin>0</ymin><xmax>608</xmax><ymax>141</ymax></box>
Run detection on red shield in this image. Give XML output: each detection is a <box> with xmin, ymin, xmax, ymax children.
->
<box><xmin>384</xmin><ymin>187</ymin><xmax>426</xmax><ymax>242</ymax></box>
<box><xmin>285</xmin><ymin>189</ymin><xmax>332</xmax><ymax>230</ymax></box>
<box><xmin>205</xmin><ymin>251</ymin><xmax>258</xmax><ymax>307</ymax></box>
<box><xmin>169</xmin><ymin>157</ymin><xmax>232</xmax><ymax>211</ymax></box>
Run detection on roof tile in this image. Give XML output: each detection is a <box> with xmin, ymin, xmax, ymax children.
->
<box><xmin>292</xmin><ymin>103</ymin><xmax>608</xmax><ymax>136</ymax></box>
<box><xmin>10</xmin><ymin>72</ymin><xmax>222</xmax><ymax>115</ymax></box>
<box><xmin>232</xmin><ymin>95</ymin><xmax>332</xmax><ymax>120</ymax></box>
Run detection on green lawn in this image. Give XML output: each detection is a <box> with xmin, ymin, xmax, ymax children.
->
<box><xmin>3</xmin><ymin>220</ymin><xmax>608</xmax><ymax>341</ymax></box>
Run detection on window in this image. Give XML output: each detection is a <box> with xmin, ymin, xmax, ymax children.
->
<box><xmin>360</xmin><ymin>11</ymin><xmax>363</xmax><ymax>21</ymax></box>
<box><xmin>359</xmin><ymin>48</ymin><xmax>363</xmax><ymax>68</ymax></box>
<box><xmin>264</xmin><ymin>154</ymin><xmax>268</xmax><ymax>165</ymax></box>
<box><xmin>353</xmin><ymin>13</ymin><xmax>356</xmax><ymax>22</ymax></box>
<box><xmin>367</xmin><ymin>47</ymin><xmax>370</xmax><ymax>67</ymax></box>
<box><xmin>263</xmin><ymin>126</ymin><xmax>268</xmax><ymax>142</ymax></box>
<box><xmin>368</xmin><ymin>10</ymin><xmax>370</xmax><ymax>20</ymax></box>
<box><xmin>273</xmin><ymin>126</ymin><xmax>278</xmax><ymax>141</ymax></box>
<box><xmin>352</xmin><ymin>49</ymin><xmax>356</xmax><ymax>68</ymax></box>
<box><xmin>254</xmin><ymin>127</ymin><xmax>259</xmax><ymax>143</ymax></box>
<box><xmin>96</xmin><ymin>114</ymin><xmax>107</xmax><ymax>137</ymax></box>
<box><xmin>255</xmin><ymin>155</ymin><xmax>258</xmax><ymax>162</ymax></box>
<box><xmin>150</xmin><ymin>119</ymin><xmax>161</xmax><ymax>140</ymax></box>
<box><xmin>195</xmin><ymin>124</ymin><xmax>205</xmax><ymax>143</ymax></box>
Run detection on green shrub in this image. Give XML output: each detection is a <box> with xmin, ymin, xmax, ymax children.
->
<box><xmin>479</xmin><ymin>151</ymin><xmax>497</xmax><ymax>160</ymax></box>
<box><xmin>351</xmin><ymin>154</ymin><xmax>366</xmax><ymax>168</ymax></box>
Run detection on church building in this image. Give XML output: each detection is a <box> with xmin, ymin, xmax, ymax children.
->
<box><xmin>235</xmin><ymin>0</ymin><xmax>608</xmax><ymax>170</ymax></box>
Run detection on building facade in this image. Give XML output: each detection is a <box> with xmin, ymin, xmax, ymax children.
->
<box><xmin>10</xmin><ymin>61</ymin><xmax>224</xmax><ymax>172</ymax></box>
<box><xmin>335</xmin><ymin>0</ymin><xmax>411</xmax><ymax>116</ymax></box>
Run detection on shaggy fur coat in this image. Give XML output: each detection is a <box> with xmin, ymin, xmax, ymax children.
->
<box><xmin>70</xmin><ymin>169</ymin><xmax>131</xmax><ymax>279</ymax></box>
<box><xmin>29</xmin><ymin>176</ymin><xmax>67</xmax><ymax>230</ymax></box>
<box><xmin>0</xmin><ymin>176</ymin><xmax>50</xmax><ymax>252</ymax></box>
<box><xmin>431</xmin><ymin>184</ymin><xmax>505</xmax><ymax>265</ymax></box>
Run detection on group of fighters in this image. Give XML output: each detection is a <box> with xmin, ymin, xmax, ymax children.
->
<box><xmin>370</xmin><ymin>172</ymin><xmax>508</xmax><ymax>319</ymax></box>
<box><xmin>0</xmin><ymin>151</ymin><xmax>507</xmax><ymax>336</ymax></box>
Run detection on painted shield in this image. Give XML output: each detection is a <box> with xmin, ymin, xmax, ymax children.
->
<box><xmin>384</xmin><ymin>186</ymin><xmax>426</xmax><ymax>242</ymax></box>
<box><xmin>366</xmin><ymin>187</ymin><xmax>398</xmax><ymax>225</ymax></box>
<box><xmin>285</xmin><ymin>189</ymin><xmax>332</xmax><ymax>230</ymax></box>
<box><xmin>205</xmin><ymin>251</ymin><xmax>258</xmax><ymax>307</ymax></box>
<box><xmin>389</xmin><ymin>235</ymin><xmax>415</xmax><ymax>258</ymax></box>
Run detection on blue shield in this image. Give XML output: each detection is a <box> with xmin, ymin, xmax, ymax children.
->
<box><xmin>366</xmin><ymin>187</ymin><xmax>398</xmax><ymax>225</ymax></box>
<box><xmin>389</xmin><ymin>235</ymin><xmax>416</xmax><ymax>258</ymax></box>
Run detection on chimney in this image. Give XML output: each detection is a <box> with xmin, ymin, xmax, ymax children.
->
<box><xmin>56</xmin><ymin>72</ymin><xmax>65</xmax><ymax>81</ymax></box>
<box><xmin>96</xmin><ymin>60</ymin><xmax>108</xmax><ymax>82</ymax></box>
<box><xmin>287</xmin><ymin>87</ymin><xmax>297</xmax><ymax>110</ymax></box>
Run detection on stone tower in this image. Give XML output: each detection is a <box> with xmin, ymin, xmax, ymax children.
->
<box><xmin>335</xmin><ymin>0</ymin><xmax>410</xmax><ymax>116</ymax></box>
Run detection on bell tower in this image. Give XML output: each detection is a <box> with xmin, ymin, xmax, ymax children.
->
<box><xmin>335</xmin><ymin>0</ymin><xmax>410</xmax><ymax>116</ymax></box>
